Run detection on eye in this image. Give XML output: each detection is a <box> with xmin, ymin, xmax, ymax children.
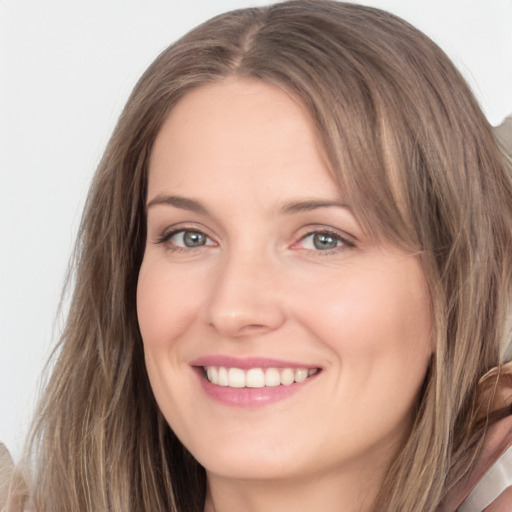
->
<box><xmin>157</xmin><ymin>229</ymin><xmax>215</xmax><ymax>250</ymax></box>
<box><xmin>174</xmin><ymin>230</ymin><xmax>208</xmax><ymax>248</ymax></box>
<box><xmin>296</xmin><ymin>230</ymin><xmax>354</xmax><ymax>252</ymax></box>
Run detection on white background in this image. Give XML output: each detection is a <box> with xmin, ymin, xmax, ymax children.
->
<box><xmin>1</xmin><ymin>0</ymin><xmax>511</xmax><ymax>460</ymax></box>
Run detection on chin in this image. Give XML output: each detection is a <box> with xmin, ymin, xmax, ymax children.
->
<box><xmin>188</xmin><ymin>432</ymin><xmax>313</xmax><ymax>481</ymax></box>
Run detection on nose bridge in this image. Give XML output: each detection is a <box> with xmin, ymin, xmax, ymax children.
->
<box><xmin>205</xmin><ymin>243</ymin><xmax>286</xmax><ymax>338</ymax></box>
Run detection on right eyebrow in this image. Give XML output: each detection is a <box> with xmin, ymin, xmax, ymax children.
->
<box><xmin>278</xmin><ymin>199</ymin><xmax>351</xmax><ymax>215</ymax></box>
<box><xmin>146</xmin><ymin>194</ymin><xmax>209</xmax><ymax>215</ymax></box>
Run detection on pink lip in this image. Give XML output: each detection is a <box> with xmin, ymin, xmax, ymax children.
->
<box><xmin>190</xmin><ymin>355</ymin><xmax>320</xmax><ymax>409</ymax></box>
<box><xmin>190</xmin><ymin>355</ymin><xmax>318</xmax><ymax>370</ymax></box>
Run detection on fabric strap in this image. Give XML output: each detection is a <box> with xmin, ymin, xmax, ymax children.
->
<box><xmin>458</xmin><ymin>444</ymin><xmax>512</xmax><ymax>512</ymax></box>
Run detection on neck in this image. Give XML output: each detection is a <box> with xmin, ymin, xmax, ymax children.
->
<box><xmin>204</xmin><ymin>467</ymin><xmax>384</xmax><ymax>512</ymax></box>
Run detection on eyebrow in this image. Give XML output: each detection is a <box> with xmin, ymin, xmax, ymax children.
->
<box><xmin>278</xmin><ymin>199</ymin><xmax>351</xmax><ymax>215</ymax></box>
<box><xmin>146</xmin><ymin>195</ymin><xmax>350</xmax><ymax>216</ymax></box>
<box><xmin>146</xmin><ymin>195</ymin><xmax>209</xmax><ymax>215</ymax></box>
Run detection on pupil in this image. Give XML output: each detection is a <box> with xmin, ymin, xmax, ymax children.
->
<box><xmin>313</xmin><ymin>233</ymin><xmax>337</xmax><ymax>250</ymax></box>
<box><xmin>184</xmin><ymin>231</ymin><xmax>205</xmax><ymax>247</ymax></box>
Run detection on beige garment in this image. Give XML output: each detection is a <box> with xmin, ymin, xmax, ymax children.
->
<box><xmin>458</xmin><ymin>419</ymin><xmax>512</xmax><ymax>511</ymax></box>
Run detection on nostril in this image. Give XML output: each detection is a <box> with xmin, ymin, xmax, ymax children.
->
<box><xmin>206</xmin><ymin>304</ymin><xmax>286</xmax><ymax>338</ymax></box>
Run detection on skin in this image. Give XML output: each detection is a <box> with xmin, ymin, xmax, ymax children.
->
<box><xmin>486</xmin><ymin>487</ymin><xmax>512</xmax><ymax>511</ymax></box>
<box><xmin>137</xmin><ymin>79</ymin><xmax>434</xmax><ymax>512</ymax></box>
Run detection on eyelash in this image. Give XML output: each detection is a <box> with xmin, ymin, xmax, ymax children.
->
<box><xmin>295</xmin><ymin>229</ymin><xmax>355</xmax><ymax>255</ymax></box>
<box><xmin>155</xmin><ymin>228</ymin><xmax>215</xmax><ymax>253</ymax></box>
<box><xmin>155</xmin><ymin>227</ymin><xmax>355</xmax><ymax>254</ymax></box>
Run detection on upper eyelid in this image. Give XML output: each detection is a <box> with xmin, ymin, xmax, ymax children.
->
<box><xmin>294</xmin><ymin>230</ymin><xmax>355</xmax><ymax>249</ymax></box>
<box><xmin>153</xmin><ymin>227</ymin><xmax>212</xmax><ymax>247</ymax></box>
<box><xmin>295</xmin><ymin>225</ymin><xmax>357</xmax><ymax>243</ymax></box>
<box><xmin>155</xmin><ymin>222</ymin><xmax>213</xmax><ymax>239</ymax></box>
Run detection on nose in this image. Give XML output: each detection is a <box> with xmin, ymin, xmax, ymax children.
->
<box><xmin>204</xmin><ymin>251</ymin><xmax>286</xmax><ymax>339</ymax></box>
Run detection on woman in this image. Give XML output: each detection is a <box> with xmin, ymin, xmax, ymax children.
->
<box><xmin>4</xmin><ymin>1</ymin><xmax>512</xmax><ymax>511</ymax></box>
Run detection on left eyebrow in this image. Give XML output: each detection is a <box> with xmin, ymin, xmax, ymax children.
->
<box><xmin>278</xmin><ymin>199</ymin><xmax>351</xmax><ymax>215</ymax></box>
<box><xmin>146</xmin><ymin>194</ymin><xmax>210</xmax><ymax>215</ymax></box>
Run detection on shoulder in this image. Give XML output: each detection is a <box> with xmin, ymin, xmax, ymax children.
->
<box><xmin>483</xmin><ymin>486</ymin><xmax>512</xmax><ymax>512</ymax></box>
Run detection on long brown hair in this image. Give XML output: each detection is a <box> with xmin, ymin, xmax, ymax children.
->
<box><xmin>6</xmin><ymin>1</ymin><xmax>512</xmax><ymax>511</ymax></box>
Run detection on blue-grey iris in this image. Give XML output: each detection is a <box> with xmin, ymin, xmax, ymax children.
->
<box><xmin>313</xmin><ymin>233</ymin><xmax>338</xmax><ymax>250</ymax></box>
<box><xmin>183</xmin><ymin>231</ymin><xmax>207</xmax><ymax>247</ymax></box>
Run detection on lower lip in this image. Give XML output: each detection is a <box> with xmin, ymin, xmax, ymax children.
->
<box><xmin>195</xmin><ymin>369</ymin><xmax>316</xmax><ymax>408</ymax></box>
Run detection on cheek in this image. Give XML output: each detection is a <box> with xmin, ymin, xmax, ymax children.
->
<box><xmin>136</xmin><ymin>259</ymin><xmax>201</xmax><ymax>351</ymax></box>
<box><xmin>136</xmin><ymin>259</ymin><xmax>203</xmax><ymax>423</ymax></box>
<box><xmin>297</xmin><ymin>259</ymin><xmax>432</xmax><ymax>400</ymax></box>
<box><xmin>298</xmin><ymin>264</ymin><xmax>430</xmax><ymax>348</ymax></box>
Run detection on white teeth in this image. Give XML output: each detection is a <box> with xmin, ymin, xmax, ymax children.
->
<box><xmin>246</xmin><ymin>368</ymin><xmax>265</xmax><ymax>388</ymax></box>
<box><xmin>204</xmin><ymin>366</ymin><xmax>319</xmax><ymax>388</ymax></box>
<box><xmin>206</xmin><ymin>366</ymin><xmax>217</xmax><ymax>383</ymax></box>
<box><xmin>295</xmin><ymin>368</ymin><xmax>308</xmax><ymax>383</ymax></box>
<box><xmin>228</xmin><ymin>368</ymin><xmax>245</xmax><ymax>388</ymax></box>
<box><xmin>281</xmin><ymin>368</ymin><xmax>295</xmax><ymax>386</ymax></box>
<box><xmin>218</xmin><ymin>367</ymin><xmax>229</xmax><ymax>386</ymax></box>
<box><xmin>265</xmin><ymin>368</ymin><xmax>281</xmax><ymax>387</ymax></box>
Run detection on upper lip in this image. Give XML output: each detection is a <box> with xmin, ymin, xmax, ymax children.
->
<box><xmin>190</xmin><ymin>355</ymin><xmax>320</xmax><ymax>370</ymax></box>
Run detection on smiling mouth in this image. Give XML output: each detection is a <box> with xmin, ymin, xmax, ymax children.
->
<box><xmin>203</xmin><ymin>366</ymin><xmax>320</xmax><ymax>388</ymax></box>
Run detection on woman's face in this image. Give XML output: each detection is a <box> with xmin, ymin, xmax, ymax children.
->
<box><xmin>137</xmin><ymin>79</ymin><xmax>433</xmax><ymax>485</ymax></box>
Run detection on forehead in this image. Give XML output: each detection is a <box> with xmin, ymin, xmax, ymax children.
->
<box><xmin>148</xmin><ymin>79</ymin><xmax>341</xmax><ymax>204</ymax></box>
